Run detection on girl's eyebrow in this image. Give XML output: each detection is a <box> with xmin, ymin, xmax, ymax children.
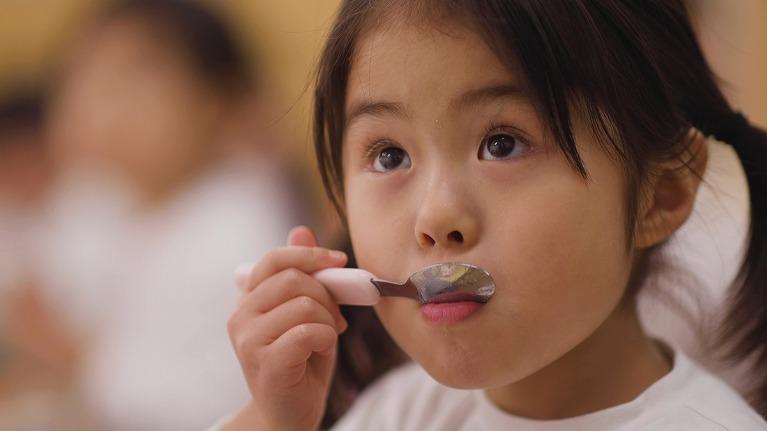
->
<box><xmin>345</xmin><ymin>83</ymin><xmax>526</xmax><ymax>128</ymax></box>
<box><xmin>345</xmin><ymin>100</ymin><xmax>407</xmax><ymax>128</ymax></box>
<box><xmin>450</xmin><ymin>83</ymin><xmax>527</xmax><ymax>111</ymax></box>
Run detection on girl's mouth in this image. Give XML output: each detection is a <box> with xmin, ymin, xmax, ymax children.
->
<box><xmin>420</xmin><ymin>292</ymin><xmax>485</xmax><ymax>324</ymax></box>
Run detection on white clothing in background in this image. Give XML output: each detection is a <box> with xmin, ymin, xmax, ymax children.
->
<box><xmin>0</xmin><ymin>201</ymin><xmax>42</xmax><ymax>291</ymax></box>
<box><xmin>35</xmin><ymin>157</ymin><xmax>300</xmax><ymax>431</ymax></box>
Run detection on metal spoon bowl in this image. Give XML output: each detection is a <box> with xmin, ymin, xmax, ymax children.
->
<box><xmin>372</xmin><ymin>262</ymin><xmax>496</xmax><ymax>304</ymax></box>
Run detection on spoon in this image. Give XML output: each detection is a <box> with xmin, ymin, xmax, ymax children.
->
<box><xmin>311</xmin><ymin>263</ymin><xmax>496</xmax><ymax>306</ymax></box>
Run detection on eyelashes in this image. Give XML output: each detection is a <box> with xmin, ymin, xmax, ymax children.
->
<box><xmin>358</xmin><ymin>121</ymin><xmax>533</xmax><ymax>172</ymax></box>
<box><xmin>363</xmin><ymin>139</ymin><xmax>396</xmax><ymax>162</ymax></box>
<box><xmin>362</xmin><ymin>140</ymin><xmax>411</xmax><ymax>172</ymax></box>
<box><xmin>478</xmin><ymin>122</ymin><xmax>531</xmax><ymax>161</ymax></box>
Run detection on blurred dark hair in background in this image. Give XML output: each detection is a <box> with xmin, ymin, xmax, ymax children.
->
<box><xmin>0</xmin><ymin>91</ymin><xmax>44</xmax><ymax>139</ymax></box>
<box><xmin>0</xmin><ymin>89</ymin><xmax>49</xmax><ymax>205</ymax></box>
<box><xmin>97</xmin><ymin>0</ymin><xmax>253</xmax><ymax>96</ymax></box>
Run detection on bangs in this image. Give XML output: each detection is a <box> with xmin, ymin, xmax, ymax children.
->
<box><xmin>360</xmin><ymin>0</ymin><xmax>681</xmax><ymax>169</ymax></box>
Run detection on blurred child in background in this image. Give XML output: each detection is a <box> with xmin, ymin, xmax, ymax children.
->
<box><xmin>30</xmin><ymin>0</ymin><xmax>305</xmax><ymax>429</ymax></box>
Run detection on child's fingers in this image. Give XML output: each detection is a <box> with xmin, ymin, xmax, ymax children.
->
<box><xmin>237</xmin><ymin>269</ymin><xmax>347</xmax><ymax>331</ymax></box>
<box><xmin>248</xmin><ymin>296</ymin><xmax>340</xmax><ymax>346</ymax></box>
<box><xmin>243</xmin><ymin>246</ymin><xmax>347</xmax><ymax>293</ymax></box>
<box><xmin>264</xmin><ymin>323</ymin><xmax>337</xmax><ymax>374</ymax></box>
<box><xmin>286</xmin><ymin>225</ymin><xmax>318</xmax><ymax>247</ymax></box>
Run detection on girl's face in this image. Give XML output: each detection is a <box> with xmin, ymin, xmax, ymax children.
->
<box><xmin>343</xmin><ymin>21</ymin><xmax>637</xmax><ymax>388</ymax></box>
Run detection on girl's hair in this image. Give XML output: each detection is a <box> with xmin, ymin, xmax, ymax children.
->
<box><xmin>314</xmin><ymin>0</ymin><xmax>767</xmax><ymax>423</ymax></box>
<box><xmin>94</xmin><ymin>0</ymin><xmax>252</xmax><ymax>96</ymax></box>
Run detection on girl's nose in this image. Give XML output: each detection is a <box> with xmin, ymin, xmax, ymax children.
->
<box><xmin>414</xmin><ymin>180</ymin><xmax>480</xmax><ymax>251</ymax></box>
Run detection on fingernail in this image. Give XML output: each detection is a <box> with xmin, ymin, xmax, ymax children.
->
<box><xmin>329</xmin><ymin>250</ymin><xmax>346</xmax><ymax>261</ymax></box>
<box><xmin>234</xmin><ymin>263</ymin><xmax>254</xmax><ymax>291</ymax></box>
<box><xmin>337</xmin><ymin>317</ymin><xmax>349</xmax><ymax>334</ymax></box>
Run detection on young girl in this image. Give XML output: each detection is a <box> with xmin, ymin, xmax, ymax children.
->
<box><xmin>220</xmin><ymin>1</ymin><xmax>767</xmax><ymax>429</ymax></box>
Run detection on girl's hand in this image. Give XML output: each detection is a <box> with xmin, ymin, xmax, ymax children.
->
<box><xmin>225</xmin><ymin>226</ymin><xmax>348</xmax><ymax>431</ymax></box>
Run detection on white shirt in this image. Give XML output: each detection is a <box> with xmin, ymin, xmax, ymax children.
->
<box><xmin>35</xmin><ymin>157</ymin><xmax>300</xmax><ymax>431</ymax></box>
<box><xmin>331</xmin><ymin>346</ymin><xmax>767</xmax><ymax>431</ymax></box>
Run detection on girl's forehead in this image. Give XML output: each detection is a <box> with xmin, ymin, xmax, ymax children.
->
<box><xmin>346</xmin><ymin>20</ymin><xmax>522</xmax><ymax>112</ymax></box>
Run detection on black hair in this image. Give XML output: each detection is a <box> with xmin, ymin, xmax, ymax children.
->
<box><xmin>0</xmin><ymin>91</ymin><xmax>44</xmax><ymax>140</ymax></box>
<box><xmin>314</xmin><ymin>0</ymin><xmax>767</xmax><ymax>423</ymax></box>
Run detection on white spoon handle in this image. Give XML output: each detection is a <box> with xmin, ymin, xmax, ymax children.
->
<box><xmin>312</xmin><ymin>268</ymin><xmax>380</xmax><ymax>306</ymax></box>
<box><xmin>235</xmin><ymin>264</ymin><xmax>379</xmax><ymax>306</ymax></box>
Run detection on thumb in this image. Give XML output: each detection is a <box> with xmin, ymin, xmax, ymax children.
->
<box><xmin>287</xmin><ymin>225</ymin><xmax>318</xmax><ymax>247</ymax></box>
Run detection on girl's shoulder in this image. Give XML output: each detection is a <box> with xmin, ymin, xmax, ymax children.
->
<box><xmin>330</xmin><ymin>349</ymin><xmax>767</xmax><ymax>431</ymax></box>
<box><xmin>635</xmin><ymin>349</ymin><xmax>766</xmax><ymax>430</ymax></box>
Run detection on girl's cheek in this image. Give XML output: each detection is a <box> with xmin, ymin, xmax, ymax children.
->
<box><xmin>345</xmin><ymin>178</ymin><xmax>417</xmax><ymax>281</ymax></box>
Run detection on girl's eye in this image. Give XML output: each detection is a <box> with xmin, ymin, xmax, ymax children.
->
<box><xmin>372</xmin><ymin>146</ymin><xmax>411</xmax><ymax>172</ymax></box>
<box><xmin>479</xmin><ymin>133</ymin><xmax>527</xmax><ymax>160</ymax></box>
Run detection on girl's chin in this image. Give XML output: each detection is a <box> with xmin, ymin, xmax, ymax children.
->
<box><xmin>415</xmin><ymin>352</ymin><xmax>511</xmax><ymax>390</ymax></box>
<box><xmin>422</xmin><ymin>365</ymin><xmax>500</xmax><ymax>390</ymax></box>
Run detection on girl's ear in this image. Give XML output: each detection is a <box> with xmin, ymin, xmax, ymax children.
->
<box><xmin>634</xmin><ymin>128</ymin><xmax>709</xmax><ymax>249</ymax></box>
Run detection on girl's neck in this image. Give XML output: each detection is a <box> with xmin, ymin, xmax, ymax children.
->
<box><xmin>485</xmin><ymin>301</ymin><xmax>671</xmax><ymax>420</ymax></box>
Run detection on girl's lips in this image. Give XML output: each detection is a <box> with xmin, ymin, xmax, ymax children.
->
<box><xmin>420</xmin><ymin>301</ymin><xmax>484</xmax><ymax>324</ymax></box>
